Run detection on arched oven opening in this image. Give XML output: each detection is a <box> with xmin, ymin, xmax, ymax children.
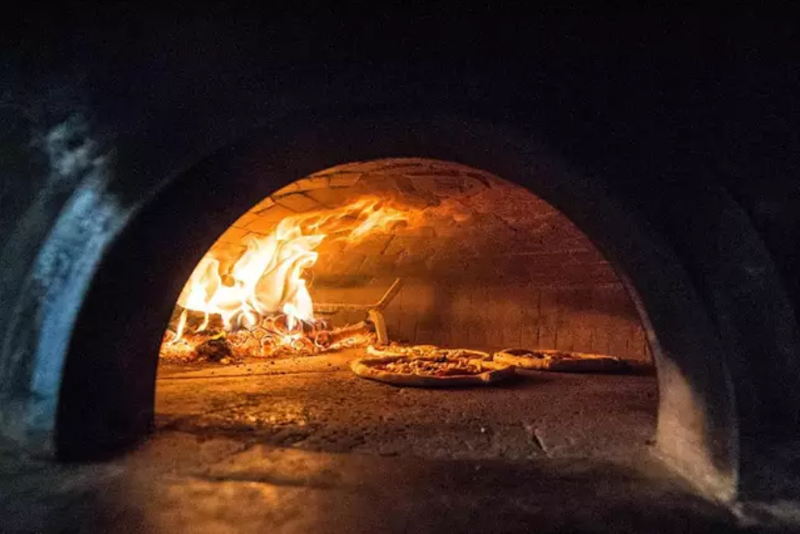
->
<box><xmin>154</xmin><ymin>158</ymin><xmax>657</xmax><ymax>463</ymax></box>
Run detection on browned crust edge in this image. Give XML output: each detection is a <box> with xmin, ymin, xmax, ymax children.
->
<box><xmin>493</xmin><ymin>348</ymin><xmax>628</xmax><ymax>373</ymax></box>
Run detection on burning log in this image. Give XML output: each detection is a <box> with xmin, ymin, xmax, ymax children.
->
<box><xmin>162</xmin><ymin>309</ymin><xmax>377</xmax><ymax>361</ymax></box>
<box><xmin>313</xmin><ymin>278</ymin><xmax>402</xmax><ymax>344</ymax></box>
<box><xmin>313</xmin><ymin>321</ymin><xmax>374</xmax><ymax>349</ymax></box>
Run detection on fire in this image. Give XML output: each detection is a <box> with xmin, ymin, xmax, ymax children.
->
<box><xmin>168</xmin><ymin>196</ymin><xmax>420</xmax><ymax>353</ymax></box>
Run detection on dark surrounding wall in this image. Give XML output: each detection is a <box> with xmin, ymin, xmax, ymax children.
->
<box><xmin>204</xmin><ymin>159</ymin><xmax>649</xmax><ymax>359</ymax></box>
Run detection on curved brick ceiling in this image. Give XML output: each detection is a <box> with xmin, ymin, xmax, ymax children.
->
<box><xmin>209</xmin><ymin>158</ymin><xmax>618</xmax><ymax>286</ymax></box>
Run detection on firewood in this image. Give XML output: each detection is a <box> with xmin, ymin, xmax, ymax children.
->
<box><xmin>313</xmin><ymin>321</ymin><xmax>373</xmax><ymax>348</ymax></box>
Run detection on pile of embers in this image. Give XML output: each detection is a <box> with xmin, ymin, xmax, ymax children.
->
<box><xmin>160</xmin><ymin>309</ymin><xmax>376</xmax><ymax>364</ymax></box>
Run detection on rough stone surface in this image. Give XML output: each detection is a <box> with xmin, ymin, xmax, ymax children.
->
<box><xmin>155</xmin><ymin>349</ymin><xmax>657</xmax><ymax>460</ymax></box>
<box><xmin>3</xmin><ymin>348</ymin><xmax>778</xmax><ymax>532</ymax></box>
<box><xmin>1</xmin><ymin>436</ymin><xmax>761</xmax><ymax>534</ymax></box>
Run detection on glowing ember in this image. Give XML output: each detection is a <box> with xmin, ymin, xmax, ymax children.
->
<box><xmin>163</xmin><ymin>196</ymin><xmax>421</xmax><ymax>358</ymax></box>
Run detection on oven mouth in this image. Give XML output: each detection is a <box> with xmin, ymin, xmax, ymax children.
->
<box><xmin>152</xmin><ymin>157</ymin><xmax>658</xmax><ymax>464</ymax></box>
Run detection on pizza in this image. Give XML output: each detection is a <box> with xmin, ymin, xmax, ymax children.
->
<box><xmin>493</xmin><ymin>348</ymin><xmax>628</xmax><ymax>373</ymax></box>
<box><xmin>352</xmin><ymin>345</ymin><xmax>513</xmax><ymax>387</ymax></box>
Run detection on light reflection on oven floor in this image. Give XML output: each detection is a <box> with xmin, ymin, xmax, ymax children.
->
<box><xmin>0</xmin><ymin>432</ymin><xmax>738</xmax><ymax>533</ymax></box>
<box><xmin>0</xmin><ymin>351</ymin><xmax>736</xmax><ymax>533</ymax></box>
<box><xmin>155</xmin><ymin>348</ymin><xmax>657</xmax><ymax>461</ymax></box>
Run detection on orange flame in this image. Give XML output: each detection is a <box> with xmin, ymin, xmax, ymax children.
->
<box><xmin>172</xmin><ymin>196</ymin><xmax>419</xmax><ymax>343</ymax></box>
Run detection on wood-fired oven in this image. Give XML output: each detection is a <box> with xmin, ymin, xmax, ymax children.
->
<box><xmin>2</xmin><ymin>9</ymin><xmax>800</xmax><ymax>532</ymax></box>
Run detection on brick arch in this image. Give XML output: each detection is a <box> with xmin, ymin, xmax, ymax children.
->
<box><xmin>204</xmin><ymin>158</ymin><xmax>651</xmax><ymax>360</ymax></box>
<box><xmin>52</xmin><ymin>113</ymin><xmax>741</xmax><ymax>500</ymax></box>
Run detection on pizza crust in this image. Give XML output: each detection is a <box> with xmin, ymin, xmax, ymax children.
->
<box><xmin>494</xmin><ymin>348</ymin><xmax>628</xmax><ymax>373</ymax></box>
<box><xmin>353</xmin><ymin>347</ymin><xmax>513</xmax><ymax>387</ymax></box>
